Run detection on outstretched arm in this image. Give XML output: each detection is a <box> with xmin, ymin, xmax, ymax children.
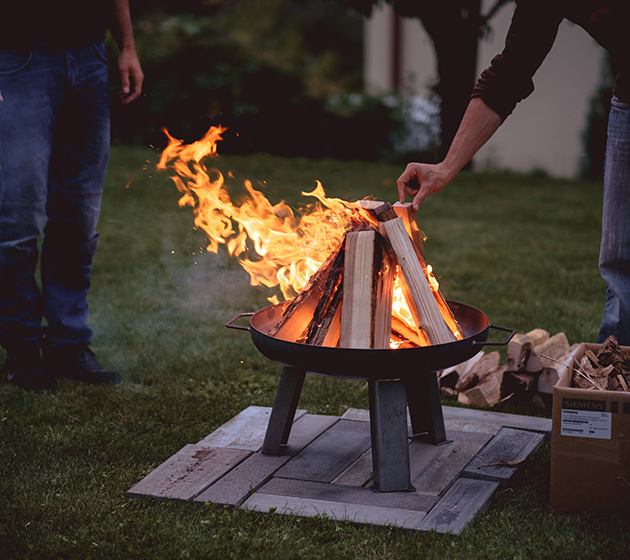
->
<box><xmin>397</xmin><ymin>97</ymin><xmax>502</xmax><ymax>210</ymax></box>
<box><xmin>111</xmin><ymin>0</ymin><xmax>144</xmax><ymax>105</ymax></box>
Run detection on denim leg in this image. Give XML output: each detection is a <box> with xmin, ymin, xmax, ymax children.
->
<box><xmin>0</xmin><ymin>48</ymin><xmax>65</xmax><ymax>345</ymax></box>
<box><xmin>598</xmin><ymin>96</ymin><xmax>630</xmax><ymax>345</ymax></box>
<box><xmin>42</xmin><ymin>44</ymin><xmax>111</xmax><ymax>347</ymax></box>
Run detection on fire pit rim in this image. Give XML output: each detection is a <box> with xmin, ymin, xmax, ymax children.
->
<box><xmin>226</xmin><ymin>300</ymin><xmax>514</xmax><ymax>379</ymax></box>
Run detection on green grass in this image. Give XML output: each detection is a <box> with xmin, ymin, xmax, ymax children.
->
<box><xmin>1</xmin><ymin>145</ymin><xmax>627</xmax><ymax>559</ymax></box>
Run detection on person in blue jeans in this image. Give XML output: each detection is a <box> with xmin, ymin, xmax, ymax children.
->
<box><xmin>397</xmin><ymin>1</ymin><xmax>630</xmax><ymax>346</ymax></box>
<box><xmin>0</xmin><ymin>0</ymin><xmax>143</xmax><ymax>390</ymax></box>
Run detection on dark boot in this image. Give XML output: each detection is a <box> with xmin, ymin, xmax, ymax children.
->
<box><xmin>4</xmin><ymin>340</ymin><xmax>56</xmax><ymax>391</ymax></box>
<box><xmin>43</xmin><ymin>341</ymin><xmax>121</xmax><ymax>386</ymax></box>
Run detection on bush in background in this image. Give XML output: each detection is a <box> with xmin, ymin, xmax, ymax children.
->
<box><xmin>108</xmin><ymin>2</ymin><xmax>415</xmax><ymax>161</ymax></box>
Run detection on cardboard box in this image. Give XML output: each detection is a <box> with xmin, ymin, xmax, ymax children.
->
<box><xmin>550</xmin><ymin>343</ymin><xmax>630</xmax><ymax>515</ymax></box>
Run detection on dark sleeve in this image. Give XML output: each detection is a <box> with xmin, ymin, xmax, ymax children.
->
<box><xmin>471</xmin><ymin>0</ymin><xmax>564</xmax><ymax>121</ymax></box>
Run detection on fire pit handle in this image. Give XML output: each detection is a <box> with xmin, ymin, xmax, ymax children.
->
<box><xmin>472</xmin><ymin>324</ymin><xmax>515</xmax><ymax>347</ymax></box>
<box><xmin>225</xmin><ymin>312</ymin><xmax>254</xmax><ymax>332</ymax></box>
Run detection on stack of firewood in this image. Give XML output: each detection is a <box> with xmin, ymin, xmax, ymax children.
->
<box><xmin>438</xmin><ymin>328</ymin><xmax>580</xmax><ymax>408</ymax></box>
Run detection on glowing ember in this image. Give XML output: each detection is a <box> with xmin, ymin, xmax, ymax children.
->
<box><xmin>157</xmin><ymin>126</ymin><xmax>460</xmax><ymax>345</ymax></box>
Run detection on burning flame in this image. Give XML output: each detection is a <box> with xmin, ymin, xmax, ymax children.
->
<box><xmin>157</xmin><ymin>126</ymin><xmax>370</xmax><ymax>303</ymax></box>
<box><xmin>157</xmin><ymin>126</ymin><xmax>460</xmax><ymax>345</ymax></box>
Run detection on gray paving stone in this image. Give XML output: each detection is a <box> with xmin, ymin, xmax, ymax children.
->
<box><xmin>243</xmin><ymin>493</ymin><xmax>429</xmax><ymax>530</ymax></box>
<box><xmin>258</xmin><ymin>477</ymin><xmax>438</xmax><ymax>512</ymax></box>
<box><xmin>195</xmin><ymin>414</ymin><xmax>337</xmax><ymax>506</ymax></box>
<box><xmin>198</xmin><ymin>405</ymin><xmax>306</xmax><ymax>451</ymax></box>
<box><xmin>442</xmin><ymin>406</ymin><xmax>552</xmax><ymax>438</ymax></box>
<box><xmin>331</xmin><ymin>449</ymin><xmax>373</xmax><ymax>487</ymax></box>
<box><xmin>275</xmin><ymin>419</ymin><xmax>372</xmax><ymax>483</ymax></box>
<box><xmin>127</xmin><ymin>444</ymin><xmax>250</xmax><ymax>501</ymax></box>
<box><xmin>418</xmin><ymin>477</ymin><xmax>500</xmax><ymax>535</ymax></box>
<box><xmin>412</xmin><ymin>440</ymin><xmax>488</xmax><ymax>496</ymax></box>
<box><xmin>463</xmin><ymin>427</ymin><xmax>546</xmax><ymax>483</ymax></box>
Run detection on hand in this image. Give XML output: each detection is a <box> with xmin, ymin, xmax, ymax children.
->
<box><xmin>117</xmin><ymin>47</ymin><xmax>144</xmax><ymax>105</ymax></box>
<box><xmin>397</xmin><ymin>162</ymin><xmax>453</xmax><ymax>210</ymax></box>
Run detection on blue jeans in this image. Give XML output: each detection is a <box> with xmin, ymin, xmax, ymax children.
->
<box><xmin>598</xmin><ymin>95</ymin><xmax>630</xmax><ymax>345</ymax></box>
<box><xmin>0</xmin><ymin>43</ymin><xmax>110</xmax><ymax>348</ymax></box>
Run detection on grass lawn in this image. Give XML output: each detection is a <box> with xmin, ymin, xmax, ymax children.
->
<box><xmin>1</xmin><ymin>144</ymin><xmax>628</xmax><ymax>559</ymax></box>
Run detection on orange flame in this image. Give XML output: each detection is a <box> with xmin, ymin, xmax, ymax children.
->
<box><xmin>157</xmin><ymin>126</ymin><xmax>369</xmax><ymax>303</ymax></box>
<box><xmin>157</xmin><ymin>126</ymin><xmax>461</xmax><ymax>345</ymax></box>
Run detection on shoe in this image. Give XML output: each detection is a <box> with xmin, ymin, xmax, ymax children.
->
<box><xmin>5</xmin><ymin>342</ymin><xmax>56</xmax><ymax>391</ymax></box>
<box><xmin>44</xmin><ymin>343</ymin><xmax>121</xmax><ymax>386</ymax></box>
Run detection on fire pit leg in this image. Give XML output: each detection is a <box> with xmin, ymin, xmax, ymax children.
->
<box><xmin>404</xmin><ymin>371</ymin><xmax>447</xmax><ymax>445</ymax></box>
<box><xmin>261</xmin><ymin>366</ymin><xmax>306</xmax><ymax>455</ymax></box>
<box><xmin>368</xmin><ymin>379</ymin><xmax>414</xmax><ymax>492</ymax></box>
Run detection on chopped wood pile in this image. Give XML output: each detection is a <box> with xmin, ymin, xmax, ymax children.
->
<box><xmin>439</xmin><ymin>328</ymin><xmax>580</xmax><ymax>408</ymax></box>
<box><xmin>571</xmin><ymin>335</ymin><xmax>630</xmax><ymax>392</ymax></box>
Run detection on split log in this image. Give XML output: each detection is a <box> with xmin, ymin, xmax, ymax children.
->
<box><xmin>458</xmin><ymin>366</ymin><xmax>505</xmax><ymax>408</ymax></box>
<box><xmin>393</xmin><ymin>202</ymin><xmax>426</xmax><ymax>259</ymax></box>
<box><xmin>454</xmin><ymin>351</ymin><xmax>501</xmax><ymax>393</ymax></box>
<box><xmin>378</xmin><ymin>214</ymin><xmax>456</xmax><ymax>346</ymax></box>
<box><xmin>525</xmin><ymin>332</ymin><xmax>570</xmax><ymax>372</ymax></box>
<box><xmin>439</xmin><ymin>351</ymin><xmax>485</xmax><ymax>391</ymax></box>
<box><xmin>339</xmin><ymin>230</ymin><xmax>376</xmax><ymax>348</ymax></box>
<box><xmin>507</xmin><ymin>329</ymin><xmax>550</xmax><ymax>371</ymax></box>
<box><xmin>268</xmin><ymin>240</ymin><xmax>346</xmax><ymax>342</ymax></box>
<box><xmin>500</xmin><ymin>370</ymin><xmax>540</xmax><ymax>405</ymax></box>
<box><xmin>537</xmin><ymin>343</ymin><xmax>580</xmax><ymax>395</ymax></box>
<box><xmin>339</xmin><ymin>229</ymin><xmax>393</xmax><ymax>349</ymax></box>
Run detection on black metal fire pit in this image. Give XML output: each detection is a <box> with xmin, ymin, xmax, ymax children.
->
<box><xmin>227</xmin><ymin>300</ymin><xmax>514</xmax><ymax>492</ymax></box>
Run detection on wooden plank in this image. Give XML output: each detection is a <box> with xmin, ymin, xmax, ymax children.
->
<box><xmin>198</xmin><ymin>405</ymin><xmax>306</xmax><ymax>450</ymax></box>
<box><xmin>463</xmin><ymin>427</ymin><xmax>546</xmax><ymax>483</ymax></box>
<box><xmin>127</xmin><ymin>445</ymin><xmax>250</xmax><ymax>501</ymax></box>
<box><xmin>418</xmin><ymin>478</ymin><xmax>501</xmax><ymax>535</ymax></box>
<box><xmin>243</xmin><ymin>493</ymin><xmax>429</xmax><ymax>530</ymax></box>
<box><xmin>381</xmin><ymin>217</ymin><xmax>456</xmax><ymax>345</ymax></box>
<box><xmin>274</xmin><ymin>419</ymin><xmax>372</xmax><ymax>483</ymax></box>
<box><xmin>256</xmin><ymin>477</ymin><xmax>438</xmax><ymax>513</ymax></box>
<box><xmin>339</xmin><ymin>229</ymin><xmax>377</xmax><ymax>348</ymax></box>
<box><xmin>195</xmin><ymin>414</ymin><xmax>337</xmax><ymax>506</ymax></box>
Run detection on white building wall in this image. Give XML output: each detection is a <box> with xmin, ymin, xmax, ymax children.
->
<box><xmin>364</xmin><ymin>3</ymin><xmax>605</xmax><ymax>178</ymax></box>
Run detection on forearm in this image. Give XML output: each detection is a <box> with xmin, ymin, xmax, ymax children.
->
<box><xmin>397</xmin><ymin>97</ymin><xmax>502</xmax><ymax>209</ymax></box>
<box><xmin>111</xmin><ymin>0</ymin><xmax>136</xmax><ymax>51</ymax></box>
<box><xmin>441</xmin><ymin>97</ymin><xmax>502</xmax><ymax>181</ymax></box>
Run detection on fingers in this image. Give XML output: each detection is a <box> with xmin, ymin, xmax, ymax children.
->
<box><xmin>397</xmin><ymin>164</ymin><xmax>419</xmax><ymax>203</ymax></box>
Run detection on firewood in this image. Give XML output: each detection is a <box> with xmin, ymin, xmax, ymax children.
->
<box><xmin>339</xmin><ymin>229</ymin><xmax>377</xmax><ymax>348</ymax></box>
<box><xmin>455</xmin><ymin>351</ymin><xmax>501</xmax><ymax>392</ymax></box>
<box><xmin>339</xmin><ymin>229</ymin><xmax>393</xmax><ymax>349</ymax></box>
<box><xmin>457</xmin><ymin>366</ymin><xmax>505</xmax><ymax>408</ymax></box>
<box><xmin>305</xmin><ymin>280</ymin><xmax>343</xmax><ymax>347</ymax></box>
<box><xmin>525</xmin><ymin>332</ymin><xmax>570</xmax><ymax>372</ymax></box>
<box><xmin>391</xmin><ymin>316</ymin><xmax>424</xmax><ymax>347</ymax></box>
<box><xmin>537</xmin><ymin>343</ymin><xmax>580</xmax><ymax>395</ymax></box>
<box><xmin>439</xmin><ymin>351</ymin><xmax>485</xmax><ymax>391</ymax></box>
<box><xmin>373</xmin><ymin>252</ymin><xmax>396</xmax><ymax>349</ymax></box>
<box><xmin>379</xmin><ymin>216</ymin><xmax>456</xmax><ymax>345</ymax></box>
<box><xmin>500</xmin><ymin>370</ymin><xmax>540</xmax><ymax>405</ymax></box>
<box><xmin>526</xmin><ymin>328</ymin><xmax>550</xmax><ymax>346</ymax></box>
<box><xmin>506</xmin><ymin>333</ymin><xmax>534</xmax><ymax>372</ymax></box>
<box><xmin>268</xmin><ymin>239</ymin><xmax>346</xmax><ymax>342</ymax></box>
<box><xmin>393</xmin><ymin>202</ymin><xmax>426</xmax><ymax>259</ymax></box>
